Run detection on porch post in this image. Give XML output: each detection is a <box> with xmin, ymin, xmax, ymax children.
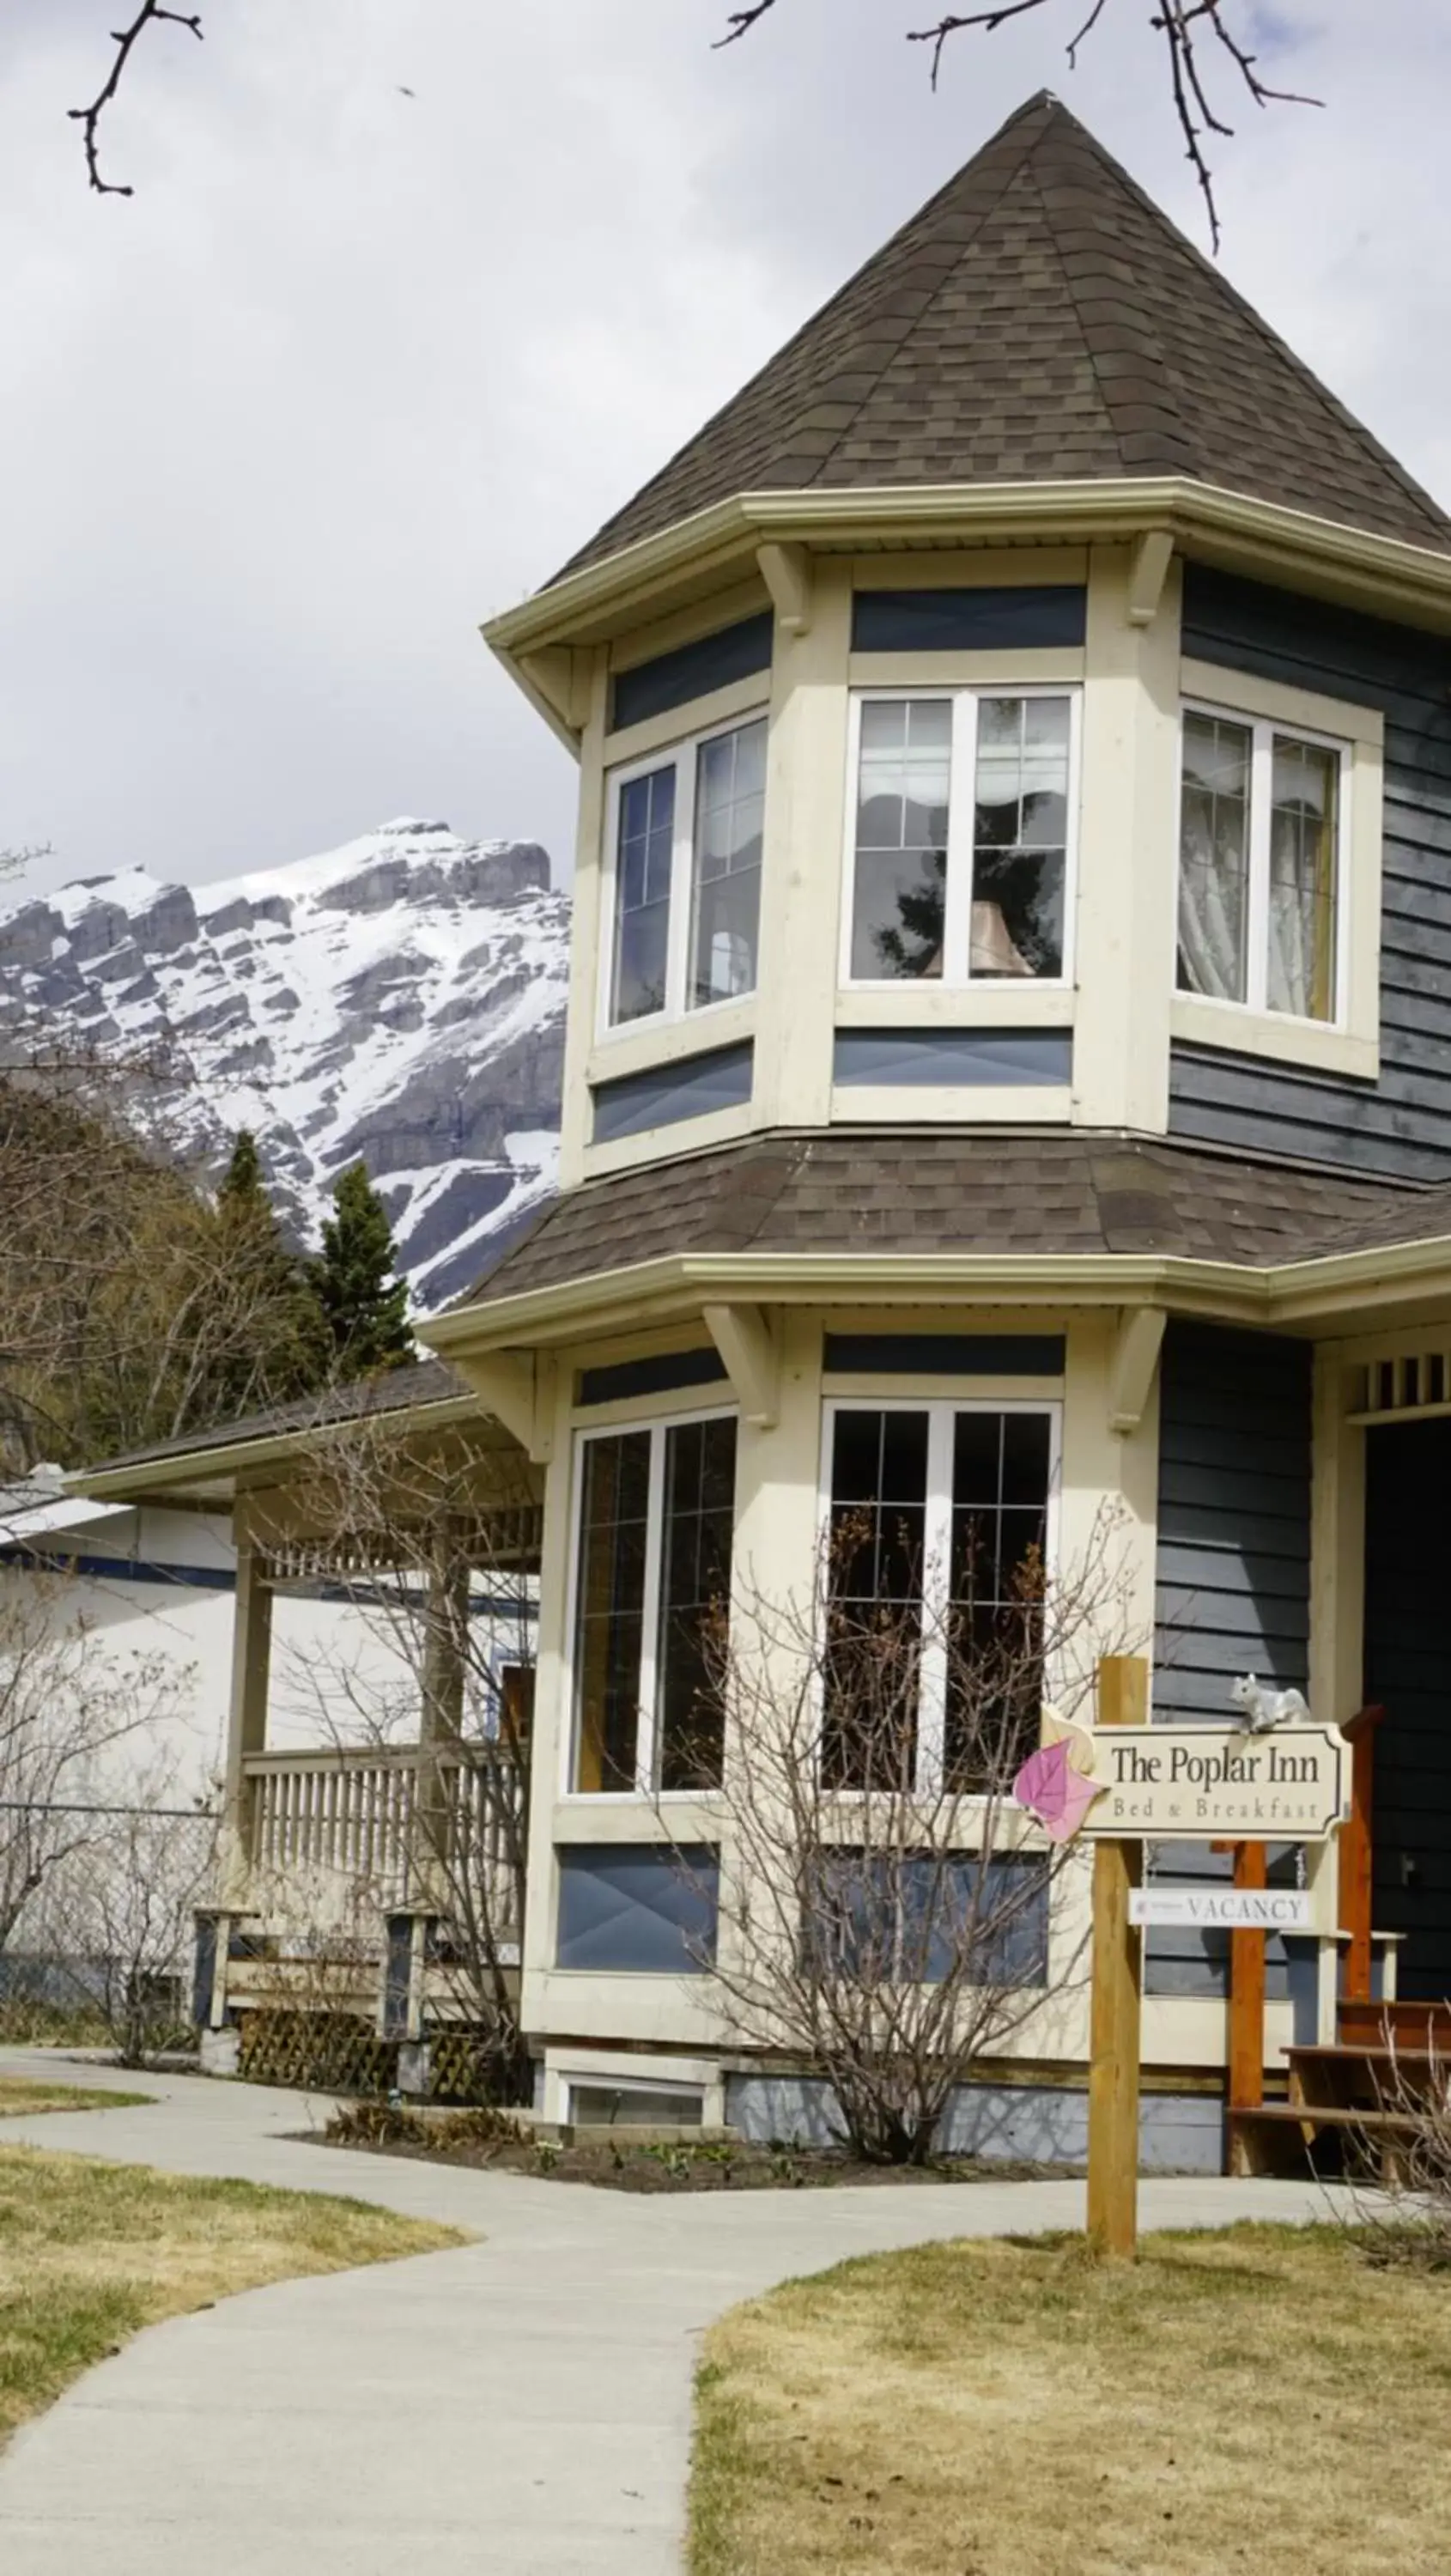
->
<box><xmin>412</xmin><ymin>1522</ymin><xmax>469</xmax><ymax>1905</ymax></box>
<box><xmin>218</xmin><ymin>1540</ymin><xmax>273</xmax><ymax>1906</ymax></box>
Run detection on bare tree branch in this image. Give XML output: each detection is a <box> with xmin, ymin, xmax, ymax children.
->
<box><xmin>70</xmin><ymin>3</ymin><xmax>204</xmax><ymax>199</ymax></box>
<box><xmin>720</xmin><ymin>0</ymin><xmax>1321</xmax><ymax>247</ymax></box>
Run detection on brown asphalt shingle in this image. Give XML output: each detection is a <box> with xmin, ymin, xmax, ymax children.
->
<box><xmin>456</xmin><ymin>1132</ymin><xmax>1431</xmax><ymax>1305</ymax></box>
<box><xmin>556</xmin><ymin>93</ymin><xmax>1451</xmax><ymax>578</ymax></box>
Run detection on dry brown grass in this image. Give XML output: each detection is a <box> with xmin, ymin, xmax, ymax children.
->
<box><xmin>0</xmin><ymin>2076</ymin><xmax>151</xmax><ymax>2117</ymax></box>
<box><xmin>0</xmin><ymin>2142</ymin><xmax>464</xmax><ymax>2442</ymax></box>
<box><xmin>691</xmin><ymin>2225</ymin><xmax>1451</xmax><ymax>2576</ymax></box>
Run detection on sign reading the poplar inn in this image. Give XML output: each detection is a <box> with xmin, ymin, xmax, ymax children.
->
<box><xmin>1014</xmin><ymin>1710</ymin><xmax>1351</xmax><ymax>1845</ymax></box>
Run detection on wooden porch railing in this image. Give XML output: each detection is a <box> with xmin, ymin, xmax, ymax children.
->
<box><xmin>244</xmin><ymin>1745</ymin><xmax>522</xmax><ymax>1931</ymax></box>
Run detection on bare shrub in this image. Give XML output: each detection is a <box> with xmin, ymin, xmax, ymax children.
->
<box><xmin>660</xmin><ymin>1504</ymin><xmax>1136</xmax><ymax>2165</ymax></box>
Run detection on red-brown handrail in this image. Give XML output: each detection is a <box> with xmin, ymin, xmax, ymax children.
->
<box><xmin>1339</xmin><ymin>1703</ymin><xmax>1387</xmax><ymax>2006</ymax></box>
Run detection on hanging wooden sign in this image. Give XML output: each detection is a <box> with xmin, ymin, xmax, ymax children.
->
<box><xmin>1127</xmin><ymin>1886</ymin><xmax>1313</xmax><ymax>1931</ymax></box>
<box><xmin>1014</xmin><ymin>1716</ymin><xmax>1349</xmax><ymax>1845</ymax></box>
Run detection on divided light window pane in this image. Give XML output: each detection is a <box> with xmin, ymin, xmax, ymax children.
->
<box><xmin>1268</xmin><ymin>733</ymin><xmax>1338</xmax><ymax>1022</ymax></box>
<box><xmin>574</xmin><ymin>1431</ymin><xmax>652</xmax><ymax>1792</ymax></box>
<box><xmin>947</xmin><ymin>1413</ymin><xmax>1049</xmax><ymax>1789</ymax></box>
<box><xmin>824</xmin><ymin>1408</ymin><xmax>928</xmax><ymax>1790</ymax></box>
<box><xmin>1177</xmin><ymin>708</ymin><xmax>1341</xmax><ymax>1024</ymax></box>
<box><xmin>850</xmin><ymin>699</ymin><xmax>951</xmax><ymax>980</ymax></box>
<box><xmin>1177</xmin><ymin>711</ymin><xmax>1251</xmax><ymax>1004</ymax></box>
<box><xmin>610</xmin><ymin>767</ymin><xmax>676</xmax><ymax>1024</ymax></box>
<box><xmin>572</xmin><ymin>1418</ymin><xmax>738</xmax><ymax>1793</ymax></box>
<box><xmin>971</xmin><ymin>696</ymin><xmax>1070</xmax><ymax>978</ymax></box>
<box><xmin>690</xmin><ymin>717</ymin><xmax>766</xmax><ymax>1009</ymax></box>
<box><xmin>657</xmin><ymin>1418</ymin><xmax>737</xmax><ymax>1789</ymax></box>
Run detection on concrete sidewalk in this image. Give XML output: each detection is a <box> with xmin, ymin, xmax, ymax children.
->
<box><xmin>0</xmin><ymin>2049</ymin><xmax>1341</xmax><ymax>2574</ymax></box>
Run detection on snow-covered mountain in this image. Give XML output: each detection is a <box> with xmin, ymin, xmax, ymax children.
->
<box><xmin>0</xmin><ymin>820</ymin><xmax>571</xmax><ymax>1309</ymax></box>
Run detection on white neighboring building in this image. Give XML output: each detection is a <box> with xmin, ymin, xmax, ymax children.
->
<box><xmin>0</xmin><ymin>1465</ymin><xmax>530</xmax><ymax>1802</ymax></box>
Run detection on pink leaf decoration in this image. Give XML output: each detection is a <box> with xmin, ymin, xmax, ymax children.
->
<box><xmin>1013</xmin><ymin>1735</ymin><xmax>1103</xmax><ymax>1844</ymax></box>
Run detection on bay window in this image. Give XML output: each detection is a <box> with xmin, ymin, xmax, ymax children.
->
<box><xmin>1177</xmin><ymin>702</ymin><xmax>1345</xmax><ymax>1024</ymax></box>
<box><xmin>606</xmin><ymin>714</ymin><xmax>767</xmax><ymax>1028</ymax></box>
<box><xmin>572</xmin><ymin>1414</ymin><xmax>737</xmax><ymax>1793</ymax></box>
<box><xmin>823</xmin><ymin>1402</ymin><xmax>1054</xmax><ymax>1795</ymax></box>
<box><xmin>847</xmin><ymin>690</ymin><xmax>1077</xmax><ymax>985</ymax></box>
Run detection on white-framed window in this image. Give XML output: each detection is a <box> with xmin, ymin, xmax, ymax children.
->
<box><xmin>1176</xmin><ymin>699</ymin><xmax>1349</xmax><ymax>1026</ymax></box>
<box><xmin>820</xmin><ymin>1400</ymin><xmax>1060</xmax><ymax>1797</ymax></box>
<box><xmin>842</xmin><ymin>688</ymin><xmax>1080</xmax><ymax>987</ymax></box>
<box><xmin>568</xmin><ymin>1410</ymin><xmax>738</xmax><ymax>1795</ymax></box>
<box><xmin>602</xmin><ymin>712</ymin><xmax>768</xmax><ymax>1030</ymax></box>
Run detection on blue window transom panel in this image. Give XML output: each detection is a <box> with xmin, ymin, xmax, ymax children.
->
<box><xmin>556</xmin><ymin>1844</ymin><xmax>719</xmax><ymax>1973</ymax></box>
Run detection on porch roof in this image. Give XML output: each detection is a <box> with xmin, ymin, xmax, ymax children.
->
<box><xmin>68</xmin><ymin>1357</ymin><xmax>493</xmax><ymax>1508</ymax></box>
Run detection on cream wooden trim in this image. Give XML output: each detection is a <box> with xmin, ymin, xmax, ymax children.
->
<box><xmin>580</xmin><ymin>1101</ymin><xmax>757</xmax><ymax>1182</ymax></box>
<box><xmin>1127</xmin><ymin>529</ymin><xmax>1175</xmax><ymax>626</ymax></box>
<box><xmin>829</xmin><ymin>1084</ymin><xmax>1073</xmax><ymax>1123</ymax></box>
<box><xmin>1309</xmin><ymin>1340</ymin><xmax>1366</xmax><ymax>1733</ymax></box>
<box><xmin>1071</xmin><ymin>545</ymin><xmax>1181</xmax><ymax>1133</ymax></box>
<box><xmin>1180</xmin><ymin>657</ymin><xmax>1386</xmax><ymax>748</ymax></box>
<box><xmin>602</xmin><ymin>673</ymin><xmax>769</xmax><ymax>767</ymax></box>
<box><xmin>750</xmin><ymin>559</ymin><xmax>853</xmax><ymax>1132</ymax></box>
<box><xmin>820</xmin><ymin>1372</ymin><xmax>1066</xmax><ymax>1400</ymax></box>
<box><xmin>486</xmin><ymin>477</ymin><xmax>1451</xmax><ymax>663</ymax></box>
<box><xmin>703</xmin><ymin>1303</ymin><xmax>781</xmax><ymax>1428</ymax></box>
<box><xmin>425</xmin><ymin>1236</ymin><xmax>1451</xmax><ymax>1362</ymax></box>
<box><xmin>557</xmin><ymin>648</ymin><xmax>610</xmax><ymax>1188</ymax></box>
<box><xmin>608</xmin><ymin>575</ymin><xmax>770</xmax><ymax>673</ymax></box>
<box><xmin>517</xmin><ymin>645</ymin><xmax>594</xmax><ymax>734</ymax></box>
<box><xmin>1169</xmin><ymin>992</ymin><xmax>1379</xmax><ymax>1078</ymax></box>
<box><xmin>756</xmin><ymin>541</ymin><xmax>812</xmax><ymax>635</ymax></box>
<box><xmin>453</xmin><ymin>1353</ymin><xmax>558</xmax><ymax>1466</ymax></box>
<box><xmin>1107</xmin><ymin>1307</ymin><xmax>1166</xmax><ymax>1435</ymax></box>
<box><xmin>847</xmin><ymin>647</ymin><xmax>1084</xmax><ymax>686</ymax></box>
<box><xmin>833</xmin><ymin>985</ymin><xmax>1075</xmax><ymax>1030</ymax></box>
<box><xmin>850</xmin><ymin>544</ymin><xmax>1090</xmax><ymax>588</ymax></box>
<box><xmin>586</xmin><ymin>997</ymin><xmax>756</xmax><ymax>1084</ymax></box>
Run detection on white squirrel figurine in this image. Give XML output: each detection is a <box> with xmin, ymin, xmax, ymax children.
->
<box><xmin>1229</xmin><ymin>1673</ymin><xmax>1310</xmax><ymax>1735</ymax></box>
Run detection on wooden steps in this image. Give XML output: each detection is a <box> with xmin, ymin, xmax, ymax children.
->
<box><xmin>1227</xmin><ymin>2017</ymin><xmax>1450</xmax><ymax>2178</ymax></box>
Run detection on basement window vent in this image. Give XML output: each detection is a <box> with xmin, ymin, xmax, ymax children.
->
<box><xmin>1349</xmin><ymin>1351</ymin><xmax>1451</xmax><ymax>1420</ymax></box>
<box><xmin>567</xmin><ymin>2081</ymin><xmax>705</xmax><ymax>2129</ymax></box>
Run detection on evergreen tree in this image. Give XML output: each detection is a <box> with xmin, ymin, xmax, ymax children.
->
<box><xmin>213</xmin><ymin>1127</ymin><xmax>331</xmax><ymax>1413</ymax></box>
<box><xmin>313</xmin><ymin>1161</ymin><xmax>413</xmax><ymax>1379</ymax></box>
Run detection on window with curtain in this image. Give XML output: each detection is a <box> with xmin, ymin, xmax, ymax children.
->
<box><xmin>1177</xmin><ymin>702</ymin><xmax>1343</xmax><ymax>1024</ymax></box>
<box><xmin>847</xmin><ymin>690</ymin><xmax>1076</xmax><ymax>986</ymax></box>
<box><xmin>571</xmin><ymin>1414</ymin><xmax>737</xmax><ymax>1793</ymax></box>
<box><xmin>823</xmin><ymin>1402</ymin><xmax>1056</xmax><ymax>1796</ymax></box>
<box><xmin>606</xmin><ymin>714</ymin><xmax>768</xmax><ymax>1029</ymax></box>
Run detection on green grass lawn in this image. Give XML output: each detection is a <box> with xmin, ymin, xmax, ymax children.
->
<box><xmin>0</xmin><ymin>2142</ymin><xmax>465</xmax><ymax>2442</ymax></box>
<box><xmin>692</xmin><ymin>2224</ymin><xmax>1451</xmax><ymax>2576</ymax></box>
<box><xmin>0</xmin><ymin>2075</ymin><xmax>153</xmax><ymax>2117</ymax></box>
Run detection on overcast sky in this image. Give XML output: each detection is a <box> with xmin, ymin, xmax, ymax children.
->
<box><xmin>2</xmin><ymin>2</ymin><xmax>1448</xmax><ymax>903</ymax></box>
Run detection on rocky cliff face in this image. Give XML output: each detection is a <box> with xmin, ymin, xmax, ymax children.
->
<box><xmin>0</xmin><ymin>820</ymin><xmax>571</xmax><ymax>1309</ymax></box>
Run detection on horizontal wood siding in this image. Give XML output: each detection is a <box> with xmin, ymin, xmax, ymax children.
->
<box><xmin>1149</xmin><ymin>1320</ymin><xmax>1312</xmax><ymax>1998</ymax></box>
<box><xmin>1172</xmin><ymin>565</ymin><xmax>1451</xmax><ymax>1180</ymax></box>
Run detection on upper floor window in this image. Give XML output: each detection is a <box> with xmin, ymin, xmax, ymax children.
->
<box><xmin>1177</xmin><ymin>703</ymin><xmax>1345</xmax><ymax>1024</ymax></box>
<box><xmin>571</xmin><ymin>1413</ymin><xmax>737</xmax><ymax>1794</ymax></box>
<box><xmin>605</xmin><ymin>714</ymin><xmax>767</xmax><ymax>1030</ymax></box>
<box><xmin>845</xmin><ymin>690</ymin><xmax>1078</xmax><ymax>987</ymax></box>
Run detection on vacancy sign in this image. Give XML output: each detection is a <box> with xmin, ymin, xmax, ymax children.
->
<box><xmin>1128</xmin><ymin>1886</ymin><xmax>1313</xmax><ymax>1931</ymax></box>
<box><xmin>1015</xmin><ymin>1716</ymin><xmax>1350</xmax><ymax>1845</ymax></box>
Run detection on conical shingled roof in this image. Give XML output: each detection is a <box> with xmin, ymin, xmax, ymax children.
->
<box><xmin>559</xmin><ymin>92</ymin><xmax>1450</xmax><ymax>577</ymax></box>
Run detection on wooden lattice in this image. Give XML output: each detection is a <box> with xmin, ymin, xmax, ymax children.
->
<box><xmin>427</xmin><ymin>2028</ymin><xmax>498</xmax><ymax>2104</ymax></box>
<box><xmin>238</xmin><ymin>2007</ymin><xmax>396</xmax><ymax>2096</ymax></box>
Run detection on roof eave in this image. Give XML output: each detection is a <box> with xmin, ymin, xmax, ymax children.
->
<box><xmin>483</xmin><ymin>478</ymin><xmax>1451</xmax><ymax>683</ymax></box>
<box><xmin>423</xmin><ymin>1231</ymin><xmax>1451</xmax><ymax>1356</ymax></box>
<box><xmin>66</xmin><ymin>1391</ymin><xmax>489</xmax><ymax>1511</ymax></box>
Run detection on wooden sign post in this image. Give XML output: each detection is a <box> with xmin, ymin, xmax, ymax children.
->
<box><xmin>1016</xmin><ymin>1672</ymin><xmax>1351</xmax><ymax>2264</ymax></box>
<box><xmin>1086</xmin><ymin>1654</ymin><xmax>1147</xmax><ymax>2258</ymax></box>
